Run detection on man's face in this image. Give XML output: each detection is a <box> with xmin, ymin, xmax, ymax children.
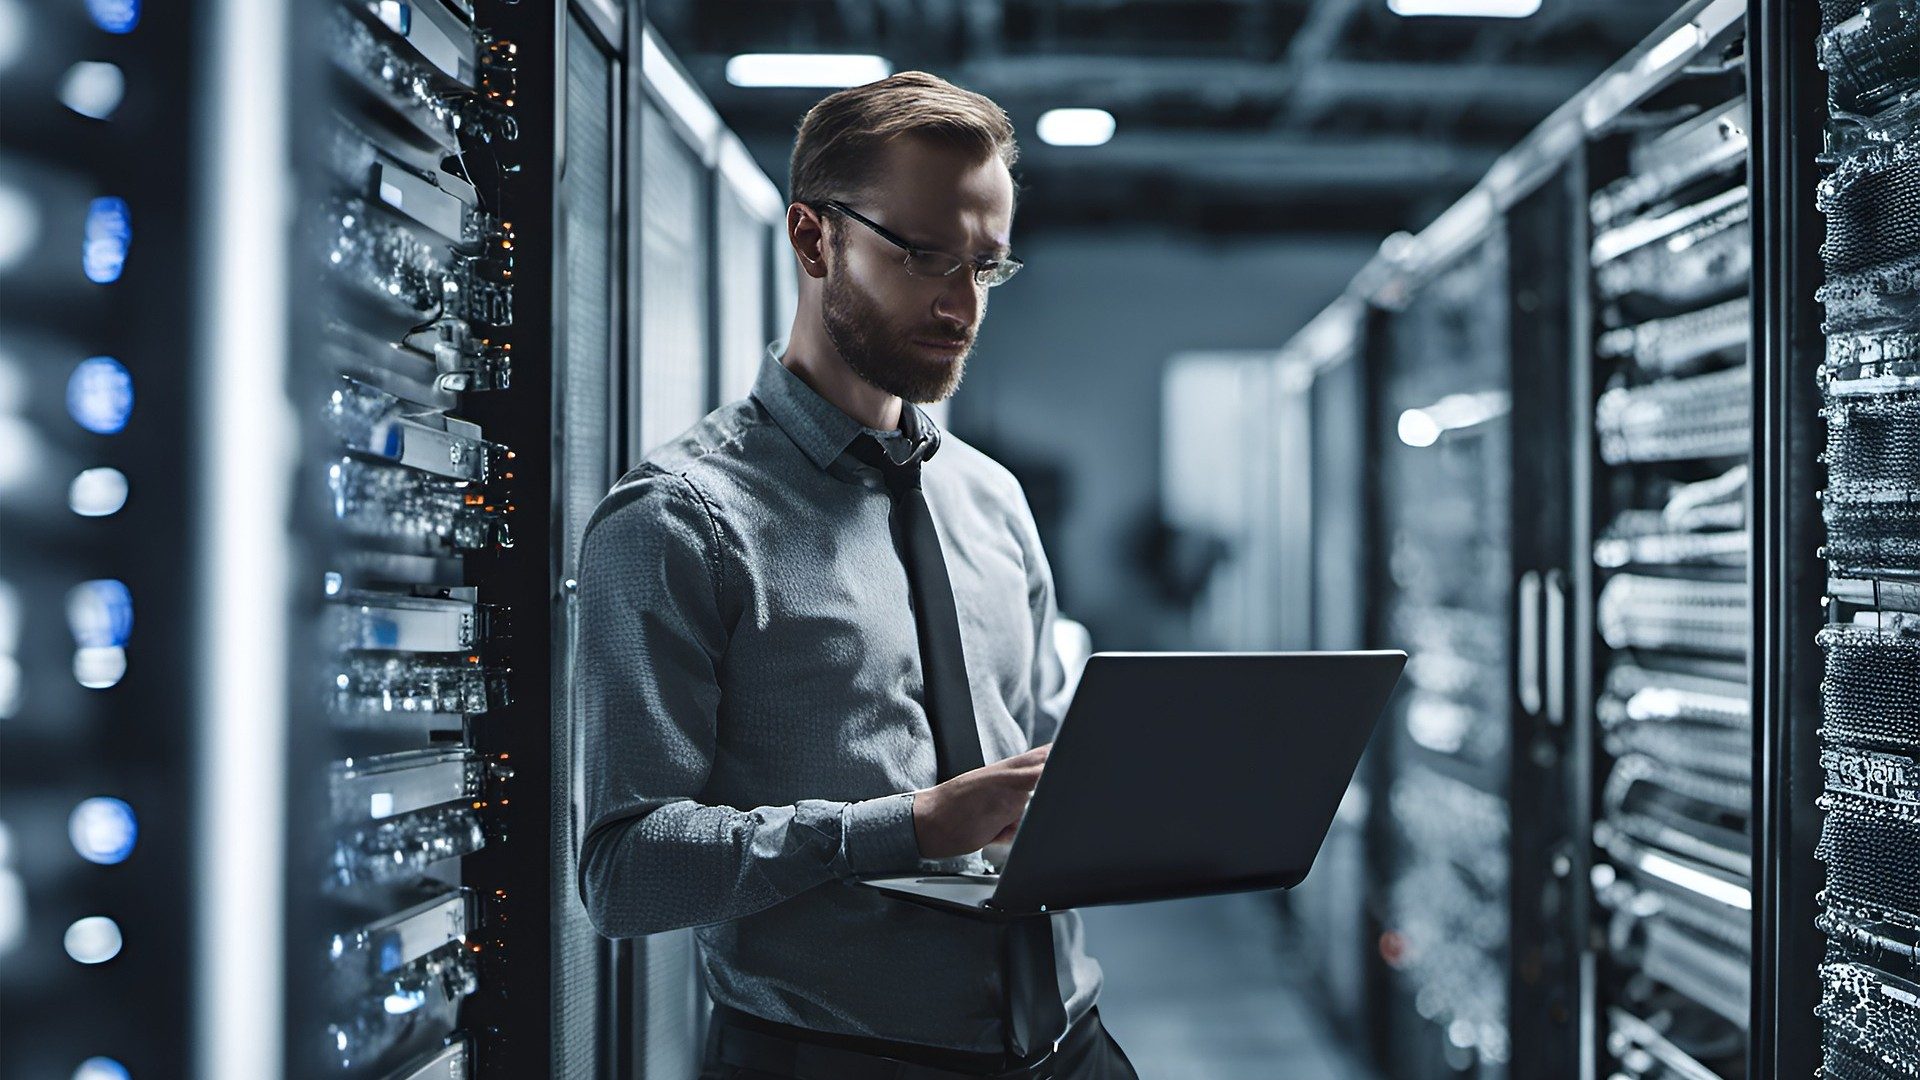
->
<box><xmin>820</xmin><ymin>135</ymin><xmax>1016</xmax><ymax>405</ymax></box>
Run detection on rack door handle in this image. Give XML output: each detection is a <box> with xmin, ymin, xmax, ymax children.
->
<box><xmin>1544</xmin><ymin>569</ymin><xmax>1567</xmax><ymax>726</ymax></box>
<box><xmin>1517</xmin><ymin>570</ymin><xmax>1543</xmax><ymax>717</ymax></box>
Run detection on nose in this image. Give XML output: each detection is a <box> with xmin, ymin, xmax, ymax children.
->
<box><xmin>931</xmin><ymin>272</ymin><xmax>980</xmax><ymax>335</ymax></box>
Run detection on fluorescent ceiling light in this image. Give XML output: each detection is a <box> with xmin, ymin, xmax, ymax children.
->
<box><xmin>726</xmin><ymin>53</ymin><xmax>892</xmax><ymax>89</ymax></box>
<box><xmin>1036</xmin><ymin>108</ymin><xmax>1116</xmax><ymax>147</ymax></box>
<box><xmin>0</xmin><ymin>0</ymin><xmax>26</xmax><ymax>75</ymax></box>
<box><xmin>1388</xmin><ymin>0</ymin><xmax>1541</xmax><ymax>16</ymax></box>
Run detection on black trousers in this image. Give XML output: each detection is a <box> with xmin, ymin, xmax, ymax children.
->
<box><xmin>698</xmin><ymin>1005</ymin><xmax>1141</xmax><ymax>1080</ymax></box>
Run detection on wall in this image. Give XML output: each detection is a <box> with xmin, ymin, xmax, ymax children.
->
<box><xmin>949</xmin><ymin>231</ymin><xmax>1376</xmax><ymax>649</ymax></box>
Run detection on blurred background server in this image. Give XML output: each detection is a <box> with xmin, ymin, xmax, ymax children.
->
<box><xmin>0</xmin><ymin>0</ymin><xmax>1894</xmax><ymax>1077</ymax></box>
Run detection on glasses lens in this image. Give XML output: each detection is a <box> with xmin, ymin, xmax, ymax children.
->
<box><xmin>905</xmin><ymin>250</ymin><xmax>963</xmax><ymax>278</ymax></box>
<box><xmin>977</xmin><ymin>260</ymin><xmax>1022</xmax><ymax>288</ymax></box>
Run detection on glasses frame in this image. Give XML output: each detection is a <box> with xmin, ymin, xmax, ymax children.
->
<box><xmin>815</xmin><ymin>200</ymin><xmax>1024</xmax><ymax>288</ymax></box>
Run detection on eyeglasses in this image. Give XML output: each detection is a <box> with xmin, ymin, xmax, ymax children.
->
<box><xmin>816</xmin><ymin>200</ymin><xmax>1024</xmax><ymax>288</ymax></box>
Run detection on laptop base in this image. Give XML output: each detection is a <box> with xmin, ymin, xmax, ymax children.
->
<box><xmin>852</xmin><ymin>875</ymin><xmax>1042</xmax><ymax>920</ymax></box>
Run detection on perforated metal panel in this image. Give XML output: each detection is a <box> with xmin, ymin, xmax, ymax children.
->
<box><xmin>642</xmin><ymin>930</ymin><xmax>701</xmax><ymax>1080</ymax></box>
<box><xmin>638</xmin><ymin>100</ymin><xmax>710</xmax><ymax>458</ymax></box>
<box><xmin>771</xmin><ymin>221</ymin><xmax>799</xmax><ymax>347</ymax></box>
<box><xmin>716</xmin><ymin>184</ymin><xmax>772</xmax><ymax>403</ymax></box>
<box><xmin>554</xmin><ymin>19</ymin><xmax>615</xmax><ymax>1080</ymax></box>
<box><xmin>631</xmin><ymin>82</ymin><xmax>706</xmax><ymax>1080</ymax></box>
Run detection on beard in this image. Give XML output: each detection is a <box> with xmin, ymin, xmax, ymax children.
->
<box><xmin>821</xmin><ymin>264</ymin><xmax>974</xmax><ymax>405</ymax></box>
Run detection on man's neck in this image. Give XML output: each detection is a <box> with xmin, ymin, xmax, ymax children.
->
<box><xmin>778</xmin><ymin>322</ymin><xmax>904</xmax><ymax>432</ymax></box>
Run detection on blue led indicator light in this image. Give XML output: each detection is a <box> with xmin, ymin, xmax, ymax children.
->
<box><xmin>67</xmin><ymin>357</ymin><xmax>133</xmax><ymax>435</ymax></box>
<box><xmin>85</xmin><ymin>0</ymin><xmax>140</xmax><ymax>34</ymax></box>
<box><xmin>68</xmin><ymin>798</ymin><xmax>138</xmax><ymax>865</ymax></box>
<box><xmin>67</xmin><ymin>579</ymin><xmax>133</xmax><ymax>649</ymax></box>
<box><xmin>82</xmin><ymin>197</ymin><xmax>131</xmax><ymax>284</ymax></box>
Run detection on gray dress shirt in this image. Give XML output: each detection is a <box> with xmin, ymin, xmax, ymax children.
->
<box><xmin>575</xmin><ymin>346</ymin><xmax>1102</xmax><ymax>1054</ymax></box>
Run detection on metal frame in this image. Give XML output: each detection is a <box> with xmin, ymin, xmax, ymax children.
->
<box><xmin>1504</xmin><ymin>160</ymin><xmax>1588</xmax><ymax>1080</ymax></box>
<box><xmin>1747</xmin><ymin>0</ymin><xmax>1828</xmax><ymax>1073</ymax></box>
<box><xmin>453</xmin><ymin>0</ymin><xmax>561</xmax><ymax>1073</ymax></box>
<box><xmin>195</xmin><ymin>0</ymin><xmax>293</xmax><ymax>1051</ymax></box>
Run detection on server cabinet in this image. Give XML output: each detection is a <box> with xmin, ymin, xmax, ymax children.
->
<box><xmin>1271</xmin><ymin>2</ymin><xmax>1866</xmax><ymax>1075</ymax></box>
<box><xmin>1308</xmin><ymin>308</ymin><xmax>1369</xmax><ymax>659</ymax></box>
<box><xmin>278</xmin><ymin>0</ymin><xmax>566</xmax><ymax>1075</ymax></box>
<box><xmin>1503</xmin><ymin>167</ymin><xmax>1588</xmax><ymax>1080</ymax></box>
<box><xmin>1577</xmin><ymin>14</ymin><xmax>1753</xmax><ymax>1078</ymax></box>
<box><xmin>1161</xmin><ymin>351</ymin><xmax>1300</xmax><ymax>651</ymax></box>
<box><xmin>1285</xmin><ymin>303</ymin><xmax>1376</xmax><ymax>1038</ymax></box>
<box><xmin>623</xmin><ymin>30</ymin><xmax>795</xmax><ymax>1078</ymax></box>
<box><xmin>1796</xmin><ymin>0</ymin><xmax>1920</xmax><ymax>1075</ymax></box>
<box><xmin>1170</xmin><ymin>312</ymin><xmax>1376</xmax><ymax>1032</ymax></box>
<box><xmin>1361</xmin><ymin>232</ymin><xmax>1523</xmax><ymax>1080</ymax></box>
<box><xmin>1357</xmin><ymin>209</ymin><xmax>1582</xmax><ymax>1078</ymax></box>
<box><xmin>0</xmin><ymin>2</ymin><xmax>203</xmax><ymax>1075</ymax></box>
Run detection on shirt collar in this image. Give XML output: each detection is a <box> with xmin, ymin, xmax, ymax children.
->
<box><xmin>750</xmin><ymin>342</ymin><xmax>943</xmax><ymax>472</ymax></box>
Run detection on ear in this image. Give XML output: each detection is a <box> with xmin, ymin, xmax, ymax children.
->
<box><xmin>788</xmin><ymin>203</ymin><xmax>831</xmax><ymax>281</ymax></box>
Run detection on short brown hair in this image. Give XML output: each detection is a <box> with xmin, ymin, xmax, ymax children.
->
<box><xmin>789</xmin><ymin>71</ymin><xmax>1019</xmax><ymax>206</ymax></box>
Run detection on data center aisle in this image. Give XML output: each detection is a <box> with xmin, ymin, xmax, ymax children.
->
<box><xmin>1081</xmin><ymin>893</ymin><xmax>1379</xmax><ymax>1080</ymax></box>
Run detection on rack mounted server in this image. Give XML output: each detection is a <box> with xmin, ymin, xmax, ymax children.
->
<box><xmin>1810</xmin><ymin>1</ymin><xmax>1920</xmax><ymax>1076</ymax></box>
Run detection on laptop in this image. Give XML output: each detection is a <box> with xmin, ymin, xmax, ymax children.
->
<box><xmin>854</xmin><ymin>650</ymin><xmax>1406</xmax><ymax>919</ymax></box>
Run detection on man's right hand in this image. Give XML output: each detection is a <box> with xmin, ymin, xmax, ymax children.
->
<box><xmin>910</xmin><ymin>744</ymin><xmax>1051</xmax><ymax>860</ymax></box>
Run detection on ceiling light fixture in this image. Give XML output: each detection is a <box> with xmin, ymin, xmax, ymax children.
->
<box><xmin>1387</xmin><ymin>0</ymin><xmax>1541</xmax><ymax>17</ymax></box>
<box><xmin>1036</xmin><ymin>108</ymin><xmax>1116</xmax><ymax>147</ymax></box>
<box><xmin>725</xmin><ymin>53</ymin><xmax>892</xmax><ymax>89</ymax></box>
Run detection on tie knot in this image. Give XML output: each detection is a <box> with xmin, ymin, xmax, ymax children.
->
<box><xmin>849</xmin><ymin>433</ymin><xmax>923</xmax><ymax>493</ymax></box>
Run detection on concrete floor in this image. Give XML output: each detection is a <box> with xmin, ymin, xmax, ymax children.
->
<box><xmin>1081</xmin><ymin>892</ymin><xmax>1380</xmax><ymax>1080</ymax></box>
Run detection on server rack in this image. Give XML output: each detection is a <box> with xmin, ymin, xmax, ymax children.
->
<box><xmin>1791</xmin><ymin>0</ymin><xmax>1920</xmax><ymax>1076</ymax></box>
<box><xmin>1355</xmin><ymin>203</ymin><xmax>1585</xmax><ymax>1078</ymax></box>
<box><xmin>1271</xmin><ymin>5</ymin><xmax>1763</xmax><ymax>1077</ymax></box>
<box><xmin>1579</xmin><ymin>22</ymin><xmax>1754</xmax><ymax>1078</ymax></box>
<box><xmin>0</xmin><ymin>4</ymin><xmax>798</xmax><ymax>1076</ymax></box>
<box><xmin>276</xmin><ymin>0</ymin><xmax>567</xmax><ymax>1075</ymax></box>
<box><xmin>1161</xmin><ymin>351</ymin><xmax>1298</xmax><ymax>651</ymax></box>
<box><xmin>1361</xmin><ymin>231</ymin><xmax>1518</xmax><ymax>1080</ymax></box>
<box><xmin>0</xmin><ymin>2</ymin><xmax>203</xmax><ymax>1075</ymax></box>
<box><xmin>1173</xmin><ymin>311</ymin><xmax>1376</xmax><ymax>1033</ymax></box>
<box><xmin>1295</xmin><ymin>303</ymin><xmax>1374</xmax><ymax>1041</ymax></box>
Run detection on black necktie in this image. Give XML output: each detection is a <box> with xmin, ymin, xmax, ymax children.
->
<box><xmin>848</xmin><ymin>433</ymin><xmax>986</xmax><ymax>781</ymax></box>
<box><xmin>849</xmin><ymin>432</ymin><xmax>1068</xmax><ymax>1060</ymax></box>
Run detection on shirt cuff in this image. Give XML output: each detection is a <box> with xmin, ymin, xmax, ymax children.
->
<box><xmin>841</xmin><ymin>792</ymin><xmax>922</xmax><ymax>876</ymax></box>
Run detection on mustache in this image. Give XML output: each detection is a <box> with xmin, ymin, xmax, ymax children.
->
<box><xmin>916</xmin><ymin>331</ymin><xmax>973</xmax><ymax>346</ymax></box>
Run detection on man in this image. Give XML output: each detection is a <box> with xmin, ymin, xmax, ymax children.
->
<box><xmin>576</xmin><ymin>72</ymin><xmax>1136</xmax><ymax>1079</ymax></box>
